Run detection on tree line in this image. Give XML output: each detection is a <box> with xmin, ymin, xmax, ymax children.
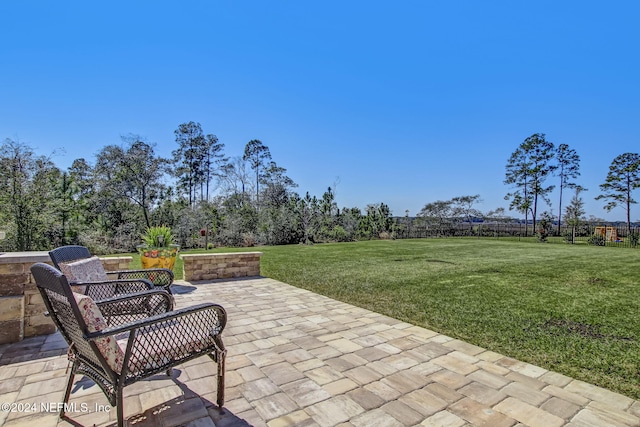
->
<box><xmin>503</xmin><ymin>133</ymin><xmax>640</xmax><ymax>236</ymax></box>
<box><xmin>1</xmin><ymin>128</ymin><xmax>637</xmax><ymax>253</ymax></box>
<box><xmin>0</xmin><ymin>122</ymin><xmax>395</xmax><ymax>252</ymax></box>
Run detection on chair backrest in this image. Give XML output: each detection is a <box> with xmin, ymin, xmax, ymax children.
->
<box><xmin>49</xmin><ymin>245</ymin><xmax>92</xmax><ymax>270</ymax></box>
<box><xmin>30</xmin><ymin>263</ymin><xmax>111</xmax><ymax>373</ymax></box>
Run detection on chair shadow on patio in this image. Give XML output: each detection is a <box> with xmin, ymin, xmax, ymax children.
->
<box><xmin>171</xmin><ymin>283</ymin><xmax>198</xmax><ymax>295</ymax></box>
<box><xmin>62</xmin><ymin>370</ymin><xmax>251</xmax><ymax>427</ymax></box>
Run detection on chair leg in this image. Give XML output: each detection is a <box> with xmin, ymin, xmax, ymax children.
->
<box><xmin>216</xmin><ymin>348</ymin><xmax>227</xmax><ymax>409</ymax></box>
<box><xmin>116</xmin><ymin>386</ymin><xmax>124</xmax><ymax>427</ymax></box>
<box><xmin>60</xmin><ymin>369</ymin><xmax>75</xmax><ymax>419</ymax></box>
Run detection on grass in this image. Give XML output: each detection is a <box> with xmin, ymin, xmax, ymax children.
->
<box><xmin>116</xmin><ymin>239</ymin><xmax>640</xmax><ymax>399</ymax></box>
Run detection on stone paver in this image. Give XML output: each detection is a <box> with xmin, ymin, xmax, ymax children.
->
<box><xmin>0</xmin><ymin>276</ymin><xmax>639</xmax><ymax>426</ymax></box>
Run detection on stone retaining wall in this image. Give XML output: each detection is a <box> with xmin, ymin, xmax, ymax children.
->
<box><xmin>0</xmin><ymin>251</ymin><xmax>261</xmax><ymax>343</ymax></box>
<box><xmin>0</xmin><ymin>252</ymin><xmax>133</xmax><ymax>344</ymax></box>
<box><xmin>181</xmin><ymin>252</ymin><xmax>262</xmax><ymax>281</ymax></box>
<box><xmin>101</xmin><ymin>257</ymin><xmax>136</xmax><ymax>276</ymax></box>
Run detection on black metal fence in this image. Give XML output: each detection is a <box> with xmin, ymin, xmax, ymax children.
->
<box><xmin>393</xmin><ymin>219</ymin><xmax>640</xmax><ymax>248</ymax></box>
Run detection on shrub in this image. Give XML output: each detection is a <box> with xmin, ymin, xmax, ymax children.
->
<box><xmin>537</xmin><ymin>229</ymin><xmax>548</xmax><ymax>243</ymax></box>
<box><xmin>113</xmin><ymin>223</ymin><xmax>140</xmax><ymax>252</ymax></box>
<box><xmin>562</xmin><ymin>230</ymin><xmax>574</xmax><ymax>244</ymax></box>
<box><xmin>329</xmin><ymin>225</ymin><xmax>350</xmax><ymax>242</ymax></box>
<box><xmin>242</xmin><ymin>232</ymin><xmax>256</xmax><ymax>247</ymax></box>
<box><xmin>588</xmin><ymin>235</ymin><xmax>606</xmax><ymax>246</ymax></box>
<box><xmin>536</xmin><ymin>212</ymin><xmax>554</xmax><ymax>243</ymax></box>
<box><xmin>379</xmin><ymin>231</ymin><xmax>394</xmax><ymax>240</ymax></box>
<box><xmin>78</xmin><ymin>230</ymin><xmax>111</xmax><ymax>255</ymax></box>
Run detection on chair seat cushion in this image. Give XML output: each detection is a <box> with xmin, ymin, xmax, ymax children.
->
<box><xmin>117</xmin><ymin>321</ymin><xmax>217</xmax><ymax>373</ymax></box>
<box><xmin>73</xmin><ymin>292</ymin><xmax>125</xmax><ymax>373</ymax></box>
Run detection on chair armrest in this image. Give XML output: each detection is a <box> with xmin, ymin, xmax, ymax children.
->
<box><xmin>89</xmin><ymin>303</ymin><xmax>226</xmax><ymax>337</ymax></box>
<box><xmin>96</xmin><ymin>290</ymin><xmax>174</xmax><ymax>325</ymax></box>
<box><xmin>115</xmin><ymin>269</ymin><xmax>174</xmax><ymax>289</ymax></box>
<box><xmin>71</xmin><ymin>279</ymin><xmax>154</xmax><ymax>300</ymax></box>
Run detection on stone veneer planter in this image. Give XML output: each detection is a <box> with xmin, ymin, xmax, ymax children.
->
<box><xmin>181</xmin><ymin>252</ymin><xmax>262</xmax><ymax>281</ymax></box>
<box><xmin>0</xmin><ymin>252</ymin><xmax>132</xmax><ymax>344</ymax></box>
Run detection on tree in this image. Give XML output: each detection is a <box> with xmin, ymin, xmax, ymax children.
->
<box><xmin>150</xmin><ymin>186</ymin><xmax>184</xmax><ymax>230</ymax></box>
<box><xmin>485</xmin><ymin>207</ymin><xmax>507</xmax><ymax>221</ymax></box>
<box><xmin>555</xmin><ymin>144</ymin><xmax>581</xmax><ymax>234</ymax></box>
<box><xmin>451</xmin><ymin>194</ymin><xmax>482</xmax><ymax>234</ymax></box>
<box><xmin>243</xmin><ymin>139</ymin><xmax>271</xmax><ymax>207</ymax></box>
<box><xmin>418</xmin><ymin>200</ymin><xmax>454</xmax><ymax>236</ymax></box>
<box><xmin>94</xmin><ymin>136</ymin><xmax>167</xmax><ymax>228</ymax></box>
<box><xmin>260</xmin><ymin>161</ymin><xmax>297</xmax><ymax>209</ymax></box>
<box><xmin>537</xmin><ymin>211</ymin><xmax>555</xmax><ymax>242</ymax></box>
<box><xmin>0</xmin><ymin>139</ymin><xmax>59</xmax><ymax>250</ymax></box>
<box><xmin>360</xmin><ymin>203</ymin><xmax>394</xmax><ymax>239</ymax></box>
<box><xmin>172</xmin><ymin>122</ymin><xmax>206</xmax><ymax>205</ymax></box>
<box><xmin>294</xmin><ymin>192</ymin><xmax>320</xmax><ymax>244</ymax></box>
<box><xmin>564</xmin><ymin>186</ymin><xmax>587</xmax><ymax>244</ymax></box>
<box><xmin>221</xmin><ymin>156</ymin><xmax>253</xmax><ymax>196</ymax></box>
<box><xmin>319</xmin><ymin>186</ymin><xmax>339</xmax><ymax>232</ymax></box>
<box><xmin>257</xmin><ymin>161</ymin><xmax>299</xmax><ymax>245</ymax></box>
<box><xmin>339</xmin><ymin>207</ymin><xmax>363</xmax><ymax>241</ymax></box>
<box><xmin>504</xmin><ymin>133</ymin><xmax>556</xmax><ymax>236</ymax></box>
<box><xmin>67</xmin><ymin>158</ymin><xmax>97</xmax><ymax>230</ymax></box>
<box><xmin>201</xmin><ymin>134</ymin><xmax>227</xmax><ymax>202</ymax></box>
<box><xmin>504</xmin><ymin>146</ymin><xmax>532</xmax><ymax>235</ymax></box>
<box><xmin>595</xmin><ymin>152</ymin><xmax>640</xmax><ymax>233</ymax></box>
<box><xmin>52</xmin><ymin>171</ymin><xmax>80</xmax><ymax>245</ymax></box>
<box><xmin>219</xmin><ymin>192</ymin><xmax>258</xmax><ymax>246</ymax></box>
<box><xmin>68</xmin><ymin>158</ymin><xmax>94</xmax><ymax>197</ymax></box>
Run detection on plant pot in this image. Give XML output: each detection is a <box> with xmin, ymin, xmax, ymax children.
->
<box><xmin>137</xmin><ymin>244</ymin><xmax>180</xmax><ymax>271</ymax></box>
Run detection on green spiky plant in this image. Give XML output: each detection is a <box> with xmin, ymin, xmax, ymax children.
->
<box><xmin>140</xmin><ymin>225</ymin><xmax>175</xmax><ymax>247</ymax></box>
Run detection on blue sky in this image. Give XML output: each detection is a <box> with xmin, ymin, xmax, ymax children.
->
<box><xmin>1</xmin><ymin>1</ymin><xmax>638</xmax><ymax>221</ymax></box>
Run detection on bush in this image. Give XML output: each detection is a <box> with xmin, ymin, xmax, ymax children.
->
<box><xmin>537</xmin><ymin>229</ymin><xmax>548</xmax><ymax>243</ymax></box>
<box><xmin>329</xmin><ymin>225</ymin><xmax>350</xmax><ymax>242</ymax></box>
<box><xmin>588</xmin><ymin>235</ymin><xmax>606</xmax><ymax>246</ymax></box>
<box><xmin>562</xmin><ymin>230</ymin><xmax>574</xmax><ymax>244</ymax></box>
<box><xmin>113</xmin><ymin>223</ymin><xmax>141</xmax><ymax>252</ymax></box>
<box><xmin>242</xmin><ymin>232</ymin><xmax>256</xmax><ymax>247</ymax></box>
<box><xmin>78</xmin><ymin>230</ymin><xmax>111</xmax><ymax>255</ymax></box>
<box><xmin>629</xmin><ymin>232</ymin><xmax>639</xmax><ymax>248</ymax></box>
<box><xmin>379</xmin><ymin>231</ymin><xmax>394</xmax><ymax>240</ymax></box>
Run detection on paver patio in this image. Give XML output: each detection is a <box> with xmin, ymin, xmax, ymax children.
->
<box><xmin>1</xmin><ymin>276</ymin><xmax>639</xmax><ymax>426</ymax></box>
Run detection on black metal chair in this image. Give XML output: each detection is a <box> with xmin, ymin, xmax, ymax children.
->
<box><xmin>50</xmin><ymin>245</ymin><xmax>174</xmax><ymax>294</ymax></box>
<box><xmin>31</xmin><ymin>263</ymin><xmax>227</xmax><ymax>427</ymax></box>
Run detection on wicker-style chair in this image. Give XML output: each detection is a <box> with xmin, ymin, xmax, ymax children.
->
<box><xmin>49</xmin><ymin>245</ymin><xmax>174</xmax><ymax>294</ymax></box>
<box><xmin>31</xmin><ymin>263</ymin><xmax>227</xmax><ymax>427</ymax></box>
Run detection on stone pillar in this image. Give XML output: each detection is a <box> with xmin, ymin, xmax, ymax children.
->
<box><xmin>181</xmin><ymin>252</ymin><xmax>262</xmax><ymax>281</ymax></box>
<box><xmin>0</xmin><ymin>251</ymin><xmax>52</xmax><ymax>344</ymax></box>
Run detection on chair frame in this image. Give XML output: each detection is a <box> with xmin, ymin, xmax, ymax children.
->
<box><xmin>49</xmin><ymin>245</ymin><xmax>175</xmax><ymax>294</ymax></box>
<box><xmin>31</xmin><ymin>263</ymin><xmax>226</xmax><ymax>427</ymax></box>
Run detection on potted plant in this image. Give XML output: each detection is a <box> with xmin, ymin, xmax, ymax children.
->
<box><xmin>137</xmin><ymin>226</ymin><xmax>180</xmax><ymax>271</ymax></box>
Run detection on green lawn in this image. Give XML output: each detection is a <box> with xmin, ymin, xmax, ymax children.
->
<box><xmin>119</xmin><ymin>239</ymin><xmax>640</xmax><ymax>399</ymax></box>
